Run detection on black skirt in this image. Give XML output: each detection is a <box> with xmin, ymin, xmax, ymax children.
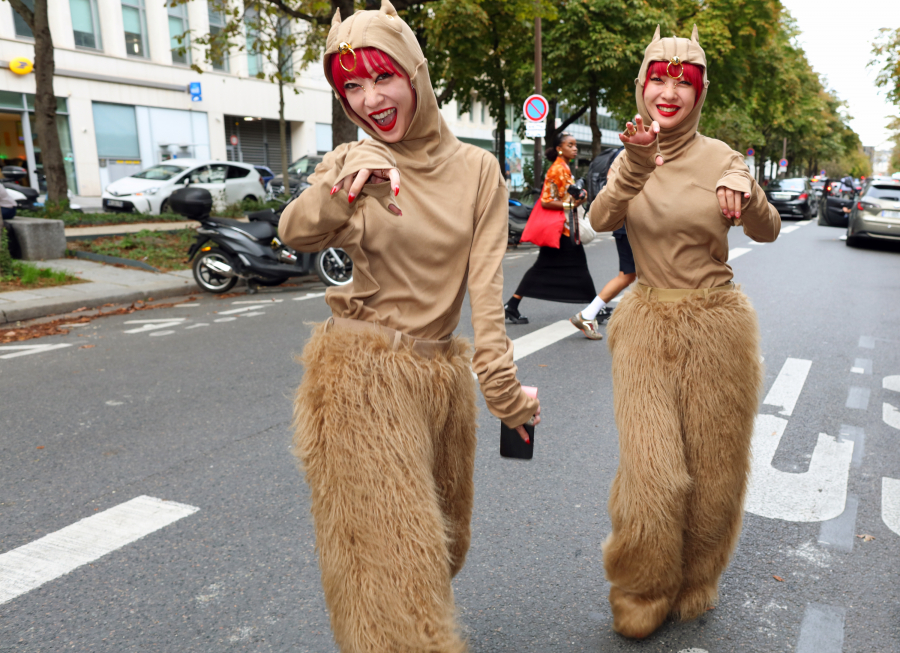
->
<box><xmin>515</xmin><ymin>233</ymin><xmax>597</xmax><ymax>303</ymax></box>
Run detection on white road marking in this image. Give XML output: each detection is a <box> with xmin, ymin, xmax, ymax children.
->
<box><xmin>746</xmin><ymin>414</ymin><xmax>853</xmax><ymax>522</ymax></box>
<box><xmin>0</xmin><ymin>343</ymin><xmax>73</xmax><ymax>359</ymax></box>
<box><xmin>851</xmin><ymin>367</ymin><xmax>864</xmax><ymax>374</ymax></box>
<box><xmin>506</xmin><ymin>255</ymin><xmax>523</xmax><ymax>260</ymax></box>
<box><xmin>781</xmin><ymin>225</ymin><xmax>801</xmax><ymax>233</ymax></box>
<box><xmin>123</xmin><ymin>319</ymin><xmax>185</xmax><ymax>334</ymax></box>
<box><xmin>105</xmin><ymin>400</ymin><xmax>124</xmax><ymax>406</ymax></box>
<box><xmin>243</xmin><ymin>311</ymin><xmax>265</xmax><ymax>317</ymax></box>
<box><xmin>216</xmin><ymin>305</ymin><xmax>266</xmax><ymax>315</ymax></box>
<box><xmin>846</xmin><ymin>386</ymin><xmax>870</xmax><ymax>410</ymax></box>
<box><xmin>884</xmin><ymin>376</ymin><xmax>900</xmax><ymax>430</ymax></box>
<box><xmin>214</xmin><ymin>317</ymin><xmax>237</xmax><ymax>323</ymax></box>
<box><xmin>677</xmin><ymin>649</ymin><xmax>709</xmax><ymax>653</ymax></box>
<box><xmin>231</xmin><ymin>299</ymin><xmax>283</xmax><ymax>304</ymax></box>
<box><xmin>839</xmin><ymin>234</ymin><xmax>847</xmax><ymax>241</ymax></box>
<box><xmin>149</xmin><ymin>330</ymin><xmax>175</xmax><ymax>337</ymax></box>
<box><xmin>177</xmin><ymin>303</ymin><xmax>200</xmax><ymax>307</ymax></box>
<box><xmin>763</xmin><ymin>357</ymin><xmax>812</xmax><ymax>416</ymax></box>
<box><xmin>858</xmin><ymin>335</ymin><xmax>875</xmax><ymax>349</ymax></box>
<box><xmin>123</xmin><ymin>318</ymin><xmax>187</xmax><ymax>323</ymax></box>
<box><xmin>0</xmin><ymin>496</ymin><xmax>199</xmax><ymax>605</ymax></box>
<box><xmin>884</xmin><ymin>375</ymin><xmax>900</xmax><ymax>392</ymax></box>
<box><xmin>184</xmin><ymin>323</ymin><xmax>209</xmax><ymax>329</ymax></box>
<box><xmin>729</xmin><ymin>247</ymin><xmax>752</xmax><ymax>260</ymax></box>
<box><xmin>882</xmin><ymin>478</ymin><xmax>900</xmax><ymax>536</ymax></box>
<box><xmin>511</xmin><ymin>320</ymin><xmax>580</xmax><ymax>361</ymax></box>
<box><xmin>293</xmin><ymin>292</ymin><xmax>326</xmax><ymax>301</ymax></box>
<box><xmin>797</xmin><ymin>219</ymin><xmax>812</xmax><ymax>226</ymax></box>
<box><xmin>796</xmin><ymin>603</ymin><xmax>845</xmax><ymax>653</ymax></box>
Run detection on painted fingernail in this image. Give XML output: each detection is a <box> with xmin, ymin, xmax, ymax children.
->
<box><xmin>525</xmin><ymin>437</ymin><xmax>530</xmax><ymax>444</ymax></box>
<box><xmin>348</xmin><ymin>193</ymin><xmax>356</xmax><ymax>203</ymax></box>
<box><xmin>330</xmin><ymin>185</ymin><xmax>339</xmax><ymax>196</ymax></box>
<box><xmin>393</xmin><ymin>185</ymin><xmax>399</xmax><ymax>197</ymax></box>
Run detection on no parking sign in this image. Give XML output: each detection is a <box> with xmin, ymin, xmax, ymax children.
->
<box><xmin>523</xmin><ymin>94</ymin><xmax>548</xmax><ymax>138</ymax></box>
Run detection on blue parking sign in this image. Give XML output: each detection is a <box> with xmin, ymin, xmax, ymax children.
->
<box><xmin>189</xmin><ymin>82</ymin><xmax>202</xmax><ymax>102</ymax></box>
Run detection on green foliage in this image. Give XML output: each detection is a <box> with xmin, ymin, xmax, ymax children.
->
<box><xmin>68</xmin><ymin>229</ymin><xmax>196</xmax><ymax>272</ymax></box>
<box><xmin>5</xmin><ymin>261</ymin><xmax>75</xmax><ymax>286</ymax></box>
<box><xmin>0</xmin><ymin>227</ymin><xmax>14</xmax><ymax>277</ymax></box>
<box><xmin>15</xmin><ymin>209</ymin><xmax>188</xmax><ymax>228</ymax></box>
<box><xmin>871</xmin><ymin>27</ymin><xmax>900</xmax><ymax>108</ymax></box>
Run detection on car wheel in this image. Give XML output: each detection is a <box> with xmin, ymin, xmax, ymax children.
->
<box><xmin>315</xmin><ymin>247</ymin><xmax>353</xmax><ymax>286</ymax></box>
<box><xmin>192</xmin><ymin>249</ymin><xmax>238</xmax><ymax>293</ymax></box>
<box><xmin>159</xmin><ymin>199</ymin><xmax>170</xmax><ymax>215</ymax></box>
<box><xmin>845</xmin><ymin>235</ymin><xmax>861</xmax><ymax>248</ymax></box>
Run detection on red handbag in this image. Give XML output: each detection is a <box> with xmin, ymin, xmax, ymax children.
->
<box><xmin>520</xmin><ymin>202</ymin><xmax>566</xmax><ymax>249</ymax></box>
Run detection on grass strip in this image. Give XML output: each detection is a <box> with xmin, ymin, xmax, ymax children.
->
<box><xmin>66</xmin><ymin>229</ymin><xmax>195</xmax><ymax>272</ymax></box>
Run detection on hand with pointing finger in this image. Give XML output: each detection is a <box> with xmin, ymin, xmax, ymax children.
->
<box><xmin>716</xmin><ymin>187</ymin><xmax>752</xmax><ymax>220</ymax></box>
<box><xmin>620</xmin><ymin>114</ymin><xmax>664</xmax><ymax>166</ymax></box>
<box><xmin>331</xmin><ymin>167</ymin><xmax>403</xmax><ymax>216</ymax></box>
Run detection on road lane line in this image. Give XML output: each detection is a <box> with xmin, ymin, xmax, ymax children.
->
<box><xmin>781</xmin><ymin>225</ymin><xmax>801</xmax><ymax>233</ymax></box>
<box><xmin>184</xmin><ymin>323</ymin><xmax>209</xmax><ymax>329</ymax></box>
<box><xmin>0</xmin><ymin>496</ymin><xmax>199</xmax><ymax>605</ymax></box>
<box><xmin>512</xmin><ymin>320</ymin><xmax>580</xmax><ymax>361</ymax></box>
<box><xmin>796</xmin><ymin>603</ymin><xmax>845</xmax><ymax>653</ymax></box>
<box><xmin>123</xmin><ymin>321</ymin><xmax>185</xmax><ymax>334</ymax></box>
<box><xmin>763</xmin><ymin>357</ymin><xmax>812</xmax><ymax>416</ymax></box>
<box><xmin>882</xmin><ymin>478</ymin><xmax>900</xmax><ymax>536</ymax></box>
<box><xmin>852</xmin><ymin>358</ymin><xmax>871</xmax><ymax>374</ymax></box>
<box><xmin>728</xmin><ymin>247</ymin><xmax>752</xmax><ymax>260</ymax></box>
<box><xmin>216</xmin><ymin>305</ymin><xmax>266</xmax><ymax>315</ymax></box>
<box><xmin>746</xmin><ymin>414</ymin><xmax>853</xmax><ymax>522</ymax></box>
<box><xmin>0</xmin><ymin>344</ymin><xmax>73</xmax><ymax>359</ymax></box>
<box><xmin>231</xmin><ymin>299</ymin><xmax>283</xmax><ymax>304</ymax></box>
<box><xmin>123</xmin><ymin>318</ymin><xmax>188</xmax><ymax>323</ymax></box>
<box><xmin>884</xmin><ymin>376</ymin><xmax>900</xmax><ymax>430</ymax></box>
<box><xmin>845</xmin><ymin>386</ymin><xmax>870</xmax><ymax>410</ymax></box>
<box><xmin>858</xmin><ymin>335</ymin><xmax>875</xmax><ymax>348</ymax></box>
<box><xmin>884</xmin><ymin>375</ymin><xmax>900</xmax><ymax>392</ymax></box>
<box><xmin>839</xmin><ymin>425</ymin><xmax>865</xmax><ymax>468</ymax></box>
<box><xmin>818</xmin><ymin>494</ymin><xmax>859</xmax><ymax>552</ymax></box>
<box><xmin>293</xmin><ymin>292</ymin><xmax>326</xmax><ymax>301</ymax></box>
<box><xmin>176</xmin><ymin>303</ymin><xmax>200</xmax><ymax>307</ymax></box>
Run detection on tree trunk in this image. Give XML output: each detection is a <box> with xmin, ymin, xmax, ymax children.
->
<box><xmin>278</xmin><ymin>77</ymin><xmax>289</xmax><ymax>197</ymax></box>
<box><xmin>756</xmin><ymin>146</ymin><xmax>767</xmax><ymax>185</ymax></box>
<box><xmin>24</xmin><ymin>0</ymin><xmax>68</xmax><ymax>203</ymax></box>
<box><xmin>544</xmin><ymin>97</ymin><xmax>557</xmax><ymax>145</ymax></box>
<box><xmin>496</xmin><ymin>94</ymin><xmax>507</xmax><ymax>184</ymax></box>
<box><xmin>330</xmin><ymin>0</ymin><xmax>358</xmax><ymax>147</ymax></box>
<box><xmin>589</xmin><ymin>87</ymin><xmax>602</xmax><ymax>158</ymax></box>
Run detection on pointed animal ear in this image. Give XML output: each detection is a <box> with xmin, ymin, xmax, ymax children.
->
<box><xmin>381</xmin><ymin>0</ymin><xmax>398</xmax><ymax>16</ymax></box>
<box><xmin>331</xmin><ymin>8</ymin><xmax>342</xmax><ymax>28</ymax></box>
<box><xmin>691</xmin><ymin>24</ymin><xmax>699</xmax><ymax>44</ymax></box>
<box><xmin>651</xmin><ymin>25</ymin><xmax>661</xmax><ymax>42</ymax></box>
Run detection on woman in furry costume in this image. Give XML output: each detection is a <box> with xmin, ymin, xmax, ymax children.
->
<box><xmin>588</xmin><ymin>26</ymin><xmax>780</xmax><ymax>639</ymax></box>
<box><xmin>277</xmin><ymin>2</ymin><xmax>540</xmax><ymax>651</ymax></box>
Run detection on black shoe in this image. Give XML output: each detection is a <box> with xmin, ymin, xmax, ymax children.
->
<box><xmin>504</xmin><ymin>304</ymin><xmax>529</xmax><ymax>324</ymax></box>
<box><xmin>595</xmin><ymin>306</ymin><xmax>614</xmax><ymax>324</ymax></box>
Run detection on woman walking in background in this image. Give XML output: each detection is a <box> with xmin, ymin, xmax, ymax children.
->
<box><xmin>589</xmin><ymin>25</ymin><xmax>780</xmax><ymax>639</ymax></box>
<box><xmin>505</xmin><ymin>132</ymin><xmax>602</xmax><ymax>339</ymax></box>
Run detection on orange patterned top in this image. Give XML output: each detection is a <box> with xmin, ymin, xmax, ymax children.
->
<box><xmin>541</xmin><ymin>156</ymin><xmax>575</xmax><ymax>236</ymax></box>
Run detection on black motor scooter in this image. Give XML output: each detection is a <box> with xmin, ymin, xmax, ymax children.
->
<box><xmin>173</xmin><ymin>186</ymin><xmax>353</xmax><ymax>294</ymax></box>
<box><xmin>508</xmin><ymin>188</ymin><xmax>539</xmax><ymax>246</ymax></box>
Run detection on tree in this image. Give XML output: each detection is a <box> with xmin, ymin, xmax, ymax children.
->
<box><xmin>6</xmin><ymin>0</ymin><xmax>69</xmax><ymax>204</ymax></box>
<box><xmin>870</xmin><ymin>27</ymin><xmax>900</xmax><ymax>109</ymax></box>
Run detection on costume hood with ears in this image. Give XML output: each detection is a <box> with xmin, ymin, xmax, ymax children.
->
<box><xmin>635</xmin><ymin>25</ymin><xmax>710</xmax><ymax>161</ymax></box>
<box><xmin>323</xmin><ymin>0</ymin><xmax>459</xmax><ymax>166</ymax></box>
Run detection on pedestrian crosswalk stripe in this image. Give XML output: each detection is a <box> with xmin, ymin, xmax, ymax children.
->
<box><xmin>0</xmin><ymin>496</ymin><xmax>199</xmax><ymax>605</ymax></box>
<box><xmin>512</xmin><ymin>320</ymin><xmax>581</xmax><ymax>361</ymax></box>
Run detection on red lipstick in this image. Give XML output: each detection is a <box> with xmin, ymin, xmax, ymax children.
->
<box><xmin>368</xmin><ymin>107</ymin><xmax>398</xmax><ymax>132</ymax></box>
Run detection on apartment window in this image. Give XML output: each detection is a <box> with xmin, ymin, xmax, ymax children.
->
<box><xmin>13</xmin><ymin>0</ymin><xmax>34</xmax><ymax>38</ymax></box>
<box><xmin>245</xmin><ymin>7</ymin><xmax>263</xmax><ymax>77</ymax></box>
<box><xmin>277</xmin><ymin>16</ymin><xmax>292</xmax><ymax>77</ymax></box>
<box><xmin>167</xmin><ymin>1</ymin><xmax>190</xmax><ymax>65</ymax></box>
<box><xmin>122</xmin><ymin>0</ymin><xmax>148</xmax><ymax>57</ymax></box>
<box><xmin>208</xmin><ymin>6</ymin><xmax>228</xmax><ymax>71</ymax></box>
<box><xmin>70</xmin><ymin>0</ymin><xmax>102</xmax><ymax>49</ymax></box>
<box><xmin>481</xmin><ymin>103</ymin><xmax>486</xmax><ymax>124</ymax></box>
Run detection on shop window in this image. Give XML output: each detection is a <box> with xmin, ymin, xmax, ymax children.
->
<box><xmin>92</xmin><ymin>103</ymin><xmax>140</xmax><ymax>159</ymax></box>
<box><xmin>0</xmin><ymin>92</ymin><xmax>25</xmax><ymax>112</ymax></box>
<box><xmin>12</xmin><ymin>0</ymin><xmax>34</xmax><ymax>38</ymax></box>
<box><xmin>167</xmin><ymin>1</ymin><xmax>190</xmax><ymax>65</ymax></box>
<box><xmin>70</xmin><ymin>0</ymin><xmax>102</xmax><ymax>50</ymax></box>
<box><xmin>122</xmin><ymin>0</ymin><xmax>149</xmax><ymax>58</ymax></box>
<box><xmin>208</xmin><ymin>6</ymin><xmax>229</xmax><ymax>71</ymax></box>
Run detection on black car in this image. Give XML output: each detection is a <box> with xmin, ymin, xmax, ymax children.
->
<box><xmin>817</xmin><ymin>178</ymin><xmax>855</xmax><ymax>228</ymax></box>
<box><xmin>765</xmin><ymin>177</ymin><xmax>815</xmax><ymax>220</ymax></box>
<box><xmin>268</xmin><ymin>155</ymin><xmax>323</xmax><ymax>197</ymax></box>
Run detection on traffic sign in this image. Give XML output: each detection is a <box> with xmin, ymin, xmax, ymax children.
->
<box><xmin>189</xmin><ymin>82</ymin><xmax>202</xmax><ymax>102</ymax></box>
<box><xmin>779</xmin><ymin>158</ymin><xmax>788</xmax><ymax>168</ymax></box>
<box><xmin>9</xmin><ymin>57</ymin><xmax>33</xmax><ymax>75</ymax></box>
<box><xmin>230</xmin><ymin>135</ymin><xmax>239</xmax><ymax>146</ymax></box>
<box><xmin>523</xmin><ymin>94</ymin><xmax>549</xmax><ymax>122</ymax></box>
<box><xmin>746</xmin><ymin>148</ymin><xmax>755</xmax><ymax>157</ymax></box>
<box><xmin>820</xmin><ymin>169</ymin><xmax>826</xmax><ymax>176</ymax></box>
<box><xmin>524</xmin><ymin>121</ymin><xmax>545</xmax><ymax>138</ymax></box>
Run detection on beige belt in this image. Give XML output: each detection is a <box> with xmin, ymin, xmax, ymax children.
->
<box><xmin>326</xmin><ymin>316</ymin><xmax>453</xmax><ymax>358</ymax></box>
<box><xmin>636</xmin><ymin>281</ymin><xmax>735</xmax><ymax>303</ymax></box>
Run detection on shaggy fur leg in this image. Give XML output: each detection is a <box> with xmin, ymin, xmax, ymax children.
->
<box><xmin>603</xmin><ymin>293</ymin><xmax>692</xmax><ymax>638</ymax></box>
<box><xmin>293</xmin><ymin>324</ymin><xmax>473</xmax><ymax>653</ymax></box>
<box><xmin>671</xmin><ymin>290</ymin><xmax>763</xmax><ymax>622</ymax></box>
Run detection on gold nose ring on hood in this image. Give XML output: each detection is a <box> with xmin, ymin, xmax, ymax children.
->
<box><xmin>666</xmin><ymin>55</ymin><xmax>684</xmax><ymax>81</ymax></box>
<box><xmin>338</xmin><ymin>42</ymin><xmax>357</xmax><ymax>72</ymax></box>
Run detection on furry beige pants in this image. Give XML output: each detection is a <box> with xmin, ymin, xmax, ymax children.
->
<box><xmin>603</xmin><ymin>287</ymin><xmax>763</xmax><ymax>639</ymax></box>
<box><xmin>293</xmin><ymin>322</ymin><xmax>477</xmax><ymax>653</ymax></box>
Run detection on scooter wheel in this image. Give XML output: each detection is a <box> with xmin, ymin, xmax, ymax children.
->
<box><xmin>314</xmin><ymin>247</ymin><xmax>353</xmax><ymax>286</ymax></box>
<box><xmin>193</xmin><ymin>249</ymin><xmax>238</xmax><ymax>293</ymax></box>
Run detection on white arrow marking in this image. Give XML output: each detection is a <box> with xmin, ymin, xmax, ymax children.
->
<box><xmin>763</xmin><ymin>358</ymin><xmax>812</xmax><ymax>416</ymax></box>
<box><xmin>883</xmin><ymin>478</ymin><xmax>900</xmax><ymax>537</ymax></box>
<box><xmin>729</xmin><ymin>247</ymin><xmax>752</xmax><ymax>260</ymax></box>
<box><xmin>123</xmin><ymin>319</ymin><xmax>185</xmax><ymax>334</ymax></box>
<box><xmin>0</xmin><ymin>496</ymin><xmax>198</xmax><ymax>605</ymax></box>
<box><xmin>746</xmin><ymin>414</ymin><xmax>853</xmax><ymax>522</ymax></box>
<box><xmin>0</xmin><ymin>343</ymin><xmax>73</xmax><ymax>359</ymax></box>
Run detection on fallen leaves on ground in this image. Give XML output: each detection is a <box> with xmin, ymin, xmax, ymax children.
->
<box><xmin>856</xmin><ymin>534</ymin><xmax>875</xmax><ymax>542</ymax></box>
<box><xmin>79</xmin><ymin>344</ymin><xmax>95</xmax><ymax>349</ymax></box>
<box><xmin>772</xmin><ymin>575</ymin><xmax>784</xmax><ymax>582</ymax></box>
<box><xmin>0</xmin><ymin>299</ymin><xmax>191</xmax><ymax>344</ymax></box>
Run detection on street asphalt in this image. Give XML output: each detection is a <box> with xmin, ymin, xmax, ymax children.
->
<box><xmin>1</xmin><ymin>221</ymin><xmax>899</xmax><ymax>652</ymax></box>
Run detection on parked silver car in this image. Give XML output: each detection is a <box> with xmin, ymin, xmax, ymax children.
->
<box><xmin>846</xmin><ymin>178</ymin><xmax>900</xmax><ymax>247</ymax></box>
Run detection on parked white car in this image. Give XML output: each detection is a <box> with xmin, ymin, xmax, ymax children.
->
<box><xmin>102</xmin><ymin>160</ymin><xmax>265</xmax><ymax>215</ymax></box>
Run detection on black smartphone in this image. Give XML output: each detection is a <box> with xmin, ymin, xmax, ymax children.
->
<box><xmin>500</xmin><ymin>422</ymin><xmax>534</xmax><ymax>459</ymax></box>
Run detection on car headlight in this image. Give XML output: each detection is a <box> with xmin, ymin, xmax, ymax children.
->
<box><xmin>135</xmin><ymin>187</ymin><xmax>160</xmax><ymax>196</ymax></box>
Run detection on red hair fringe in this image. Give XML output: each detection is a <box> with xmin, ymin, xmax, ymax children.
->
<box><xmin>644</xmin><ymin>60</ymin><xmax>703</xmax><ymax>107</ymax></box>
<box><xmin>330</xmin><ymin>47</ymin><xmax>404</xmax><ymax>97</ymax></box>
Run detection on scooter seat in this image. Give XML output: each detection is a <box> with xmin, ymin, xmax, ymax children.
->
<box><xmin>206</xmin><ymin>217</ymin><xmax>274</xmax><ymax>242</ymax></box>
<box><xmin>247</xmin><ymin>208</ymin><xmax>281</xmax><ymax>226</ymax></box>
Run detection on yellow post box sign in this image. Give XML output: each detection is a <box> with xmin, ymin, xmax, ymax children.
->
<box><xmin>10</xmin><ymin>57</ymin><xmax>34</xmax><ymax>75</ymax></box>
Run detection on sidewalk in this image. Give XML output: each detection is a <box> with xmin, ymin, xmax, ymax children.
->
<box><xmin>0</xmin><ymin>258</ymin><xmax>198</xmax><ymax>325</ymax></box>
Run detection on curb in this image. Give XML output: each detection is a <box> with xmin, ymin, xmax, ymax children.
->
<box><xmin>0</xmin><ymin>280</ymin><xmax>199</xmax><ymax>325</ymax></box>
<box><xmin>70</xmin><ymin>250</ymin><xmax>162</xmax><ymax>273</ymax></box>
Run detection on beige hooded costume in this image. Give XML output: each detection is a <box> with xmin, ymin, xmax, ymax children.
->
<box><xmin>280</xmin><ymin>3</ymin><xmax>535</xmax><ymax>651</ymax></box>
<box><xmin>589</xmin><ymin>27</ymin><xmax>779</xmax><ymax>639</ymax></box>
